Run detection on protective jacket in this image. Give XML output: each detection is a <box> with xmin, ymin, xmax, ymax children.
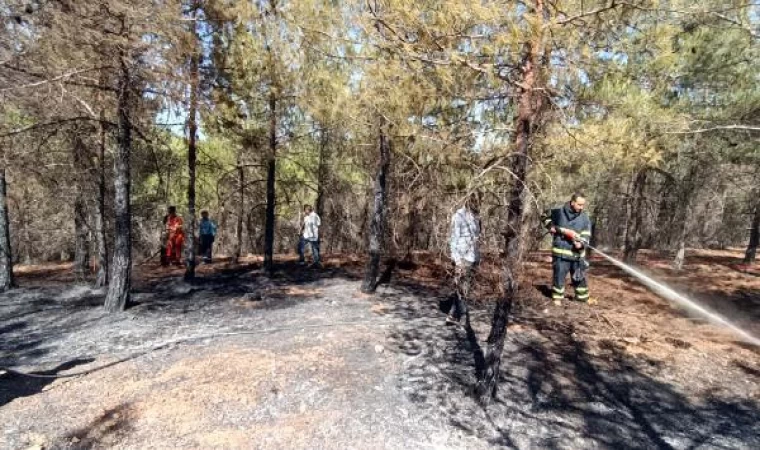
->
<box><xmin>542</xmin><ymin>203</ymin><xmax>591</xmax><ymax>261</ymax></box>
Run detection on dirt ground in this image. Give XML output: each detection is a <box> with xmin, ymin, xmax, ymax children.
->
<box><xmin>1</xmin><ymin>249</ymin><xmax>759</xmax><ymax>449</ymax></box>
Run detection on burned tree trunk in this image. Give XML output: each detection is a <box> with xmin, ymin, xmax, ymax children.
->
<box><xmin>673</xmin><ymin>165</ymin><xmax>698</xmax><ymax>270</ymax></box>
<box><xmin>104</xmin><ymin>57</ymin><xmax>134</xmax><ymax>312</ymax></box>
<box><xmin>361</xmin><ymin>120</ymin><xmax>392</xmax><ymax>294</ymax></box>
<box><xmin>73</xmin><ymin>197</ymin><xmax>89</xmax><ymax>278</ymax></box>
<box><xmin>404</xmin><ymin>195</ymin><xmax>418</xmax><ymax>260</ymax></box>
<box><xmin>184</xmin><ymin>22</ymin><xmax>200</xmax><ymax>282</ymax></box>
<box><xmin>94</xmin><ymin>111</ymin><xmax>109</xmax><ymax>287</ymax></box>
<box><xmin>476</xmin><ymin>0</ymin><xmax>544</xmax><ymax>401</ymax></box>
<box><xmin>673</xmin><ymin>218</ymin><xmax>689</xmax><ymax>270</ymax></box>
<box><xmin>0</xmin><ymin>168</ymin><xmax>14</xmax><ymax>291</ymax></box>
<box><xmin>234</xmin><ymin>159</ymin><xmax>244</xmax><ymax>263</ymax></box>
<box><xmin>315</xmin><ymin>127</ymin><xmax>330</xmax><ymax>254</ymax></box>
<box><xmin>263</xmin><ymin>91</ymin><xmax>277</xmax><ymax>270</ymax></box>
<box><xmin>623</xmin><ymin>168</ymin><xmax>648</xmax><ymax>264</ymax></box>
<box><xmin>73</xmin><ymin>133</ymin><xmax>90</xmax><ymax>280</ymax></box>
<box><xmin>316</xmin><ymin>127</ymin><xmax>329</xmax><ymax>219</ymax></box>
<box><xmin>744</xmin><ymin>200</ymin><xmax>760</xmax><ymax>264</ymax></box>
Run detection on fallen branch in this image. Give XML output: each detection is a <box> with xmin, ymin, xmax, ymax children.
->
<box><xmin>666</xmin><ymin>124</ymin><xmax>760</xmax><ymax>134</ymax></box>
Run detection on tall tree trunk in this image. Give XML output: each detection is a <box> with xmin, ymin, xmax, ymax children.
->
<box><xmin>316</xmin><ymin>127</ymin><xmax>329</xmax><ymax>218</ymax></box>
<box><xmin>263</xmin><ymin>91</ymin><xmax>277</xmax><ymax>270</ymax></box>
<box><xmin>673</xmin><ymin>219</ymin><xmax>688</xmax><ymax>270</ymax></box>
<box><xmin>234</xmin><ymin>159</ymin><xmax>244</xmax><ymax>263</ymax></box>
<box><xmin>94</xmin><ymin>110</ymin><xmax>109</xmax><ymax>287</ymax></box>
<box><xmin>655</xmin><ymin>181</ymin><xmax>677</xmax><ymax>249</ymax></box>
<box><xmin>20</xmin><ymin>186</ymin><xmax>32</xmax><ymax>265</ymax></box>
<box><xmin>218</xmin><ymin>201</ymin><xmax>227</xmax><ymax>256</ymax></box>
<box><xmin>476</xmin><ymin>0</ymin><xmax>544</xmax><ymax>401</ymax></box>
<box><xmin>744</xmin><ymin>199</ymin><xmax>760</xmax><ymax>264</ymax></box>
<box><xmin>361</xmin><ymin>120</ymin><xmax>392</xmax><ymax>294</ymax></box>
<box><xmin>404</xmin><ymin>196</ymin><xmax>418</xmax><ymax>260</ymax></box>
<box><xmin>73</xmin><ymin>133</ymin><xmax>90</xmax><ymax>280</ymax></box>
<box><xmin>672</xmin><ymin>165</ymin><xmax>698</xmax><ymax>270</ymax></box>
<box><xmin>587</xmin><ymin>215</ymin><xmax>598</xmax><ymax>259</ymax></box>
<box><xmin>184</xmin><ymin>19</ymin><xmax>200</xmax><ymax>282</ymax></box>
<box><xmin>672</xmin><ymin>197</ymin><xmax>690</xmax><ymax>270</ymax></box>
<box><xmin>104</xmin><ymin>57</ymin><xmax>133</xmax><ymax>312</ymax></box>
<box><xmin>623</xmin><ymin>168</ymin><xmax>647</xmax><ymax>264</ymax></box>
<box><xmin>0</xmin><ymin>168</ymin><xmax>14</xmax><ymax>291</ymax></box>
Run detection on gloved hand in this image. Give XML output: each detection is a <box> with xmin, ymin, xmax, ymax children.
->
<box><xmin>559</xmin><ymin>228</ymin><xmax>579</xmax><ymax>241</ymax></box>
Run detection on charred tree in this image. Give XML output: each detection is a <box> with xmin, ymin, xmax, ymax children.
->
<box><xmin>673</xmin><ymin>164</ymin><xmax>699</xmax><ymax>270</ymax></box>
<box><xmin>184</xmin><ymin>14</ymin><xmax>201</xmax><ymax>282</ymax></box>
<box><xmin>104</xmin><ymin>56</ymin><xmax>134</xmax><ymax>312</ymax></box>
<box><xmin>234</xmin><ymin>157</ymin><xmax>245</xmax><ymax>263</ymax></box>
<box><xmin>0</xmin><ymin>168</ymin><xmax>14</xmax><ymax>291</ymax></box>
<box><xmin>476</xmin><ymin>0</ymin><xmax>545</xmax><ymax>401</ymax></box>
<box><xmin>623</xmin><ymin>168</ymin><xmax>648</xmax><ymax>264</ymax></box>
<box><xmin>361</xmin><ymin>120</ymin><xmax>392</xmax><ymax>294</ymax></box>
<box><xmin>94</xmin><ymin>108</ymin><xmax>109</xmax><ymax>287</ymax></box>
<box><xmin>263</xmin><ymin>91</ymin><xmax>277</xmax><ymax>270</ymax></box>
<box><xmin>673</xmin><ymin>215</ymin><xmax>689</xmax><ymax>270</ymax></box>
<box><xmin>73</xmin><ymin>132</ymin><xmax>90</xmax><ymax>280</ymax></box>
<box><xmin>744</xmin><ymin>199</ymin><xmax>760</xmax><ymax>264</ymax></box>
<box><xmin>316</xmin><ymin>127</ymin><xmax>330</xmax><ymax>219</ymax></box>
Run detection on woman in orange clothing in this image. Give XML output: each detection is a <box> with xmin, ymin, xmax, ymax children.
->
<box><xmin>165</xmin><ymin>206</ymin><xmax>185</xmax><ymax>266</ymax></box>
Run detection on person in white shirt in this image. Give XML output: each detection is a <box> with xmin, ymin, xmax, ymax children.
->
<box><xmin>299</xmin><ymin>204</ymin><xmax>321</xmax><ymax>266</ymax></box>
<box><xmin>447</xmin><ymin>194</ymin><xmax>481</xmax><ymax>325</ymax></box>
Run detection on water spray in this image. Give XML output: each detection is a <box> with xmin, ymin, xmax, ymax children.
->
<box><xmin>588</xmin><ymin>245</ymin><xmax>760</xmax><ymax>347</ymax></box>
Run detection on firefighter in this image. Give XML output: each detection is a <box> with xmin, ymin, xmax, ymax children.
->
<box><xmin>165</xmin><ymin>206</ymin><xmax>185</xmax><ymax>266</ymax></box>
<box><xmin>542</xmin><ymin>193</ymin><xmax>592</xmax><ymax>304</ymax></box>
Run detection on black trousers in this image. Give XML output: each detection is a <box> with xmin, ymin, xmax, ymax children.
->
<box><xmin>199</xmin><ymin>234</ymin><xmax>214</xmax><ymax>261</ymax></box>
<box><xmin>552</xmin><ymin>257</ymin><xmax>589</xmax><ymax>301</ymax></box>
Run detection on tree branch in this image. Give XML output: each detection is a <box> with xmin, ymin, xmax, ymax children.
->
<box><xmin>0</xmin><ymin>117</ymin><xmax>116</xmax><ymax>138</ymax></box>
<box><xmin>553</xmin><ymin>0</ymin><xmax>621</xmax><ymax>26</ymax></box>
<box><xmin>0</xmin><ymin>67</ymin><xmax>102</xmax><ymax>93</ymax></box>
<box><xmin>667</xmin><ymin>125</ymin><xmax>760</xmax><ymax>134</ymax></box>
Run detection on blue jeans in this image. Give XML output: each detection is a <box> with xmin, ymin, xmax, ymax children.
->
<box><xmin>298</xmin><ymin>238</ymin><xmax>320</xmax><ymax>264</ymax></box>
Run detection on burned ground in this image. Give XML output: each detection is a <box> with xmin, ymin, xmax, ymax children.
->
<box><xmin>1</xmin><ymin>251</ymin><xmax>759</xmax><ymax>449</ymax></box>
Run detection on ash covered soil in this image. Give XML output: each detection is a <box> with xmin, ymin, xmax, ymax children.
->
<box><xmin>1</xmin><ymin>251</ymin><xmax>760</xmax><ymax>449</ymax></box>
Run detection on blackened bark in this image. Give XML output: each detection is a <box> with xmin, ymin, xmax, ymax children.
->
<box><xmin>361</xmin><ymin>121</ymin><xmax>392</xmax><ymax>293</ymax></box>
<box><xmin>624</xmin><ymin>169</ymin><xmax>648</xmax><ymax>264</ymax></box>
<box><xmin>673</xmin><ymin>165</ymin><xmax>698</xmax><ymax>270</ymax></box>
<box><xmin>234</xmin><ymin>159</ymin><xmax>244</xmax><ymax>263</ymax></box>
<box><xmin>673</xmin><ymin>224</ymin><xmax>687</xmax><ymax>270</ymax></box>
<box><xmin>476</xmin><ymin>0</ymin><xmax>544</xmax><ymax>401</ymax></box>
<box><xmin>587</xmin><ymin>215</ymin><xmax>598</xmax><ymax>259</ymax></box>
<box><xmin>745</xmin><ymin>201</ymin><xmax>760</xmax><ymax>264</ymax></box>
<box><xmin>316</xmin><ymin>127</ymin><xmax>329</xmax><ymax>219</ymax></box>
<box><xmin>405</xmin><ymin>196</ymin><xmax>418</xmax><ymax>259</ymax></box>
<box><xmin>0</xmin><ymin>168</ymin><xmax>14</xmax><ymax>291</ymax></box>
<box><xmin>73</xmin><ymin>134</ymin><xmax>90</xmax><ymax>279</ymax></box>
<box><xmin>184</xmin><ymin>20</ymin><xmax>200</xmax><ymax>281</ymax></box>
<box><xmin>104</xmin><ymin>57</ymin><xmax>133</xmax><ymax>312</ymax></box>
<box><xmin>94</xmin><ymin>111</ymin><xmax>109</xmax><ymax>287</ymax></box>
<box><xmin>264</xmin><ymin>91</ymin><xmax>277</xmax><ymax>270</ymax></box>
<box><xmin>672</xmin><ymin>198</ymin><xmax>689</xmax><ymax>270</ymax></box>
